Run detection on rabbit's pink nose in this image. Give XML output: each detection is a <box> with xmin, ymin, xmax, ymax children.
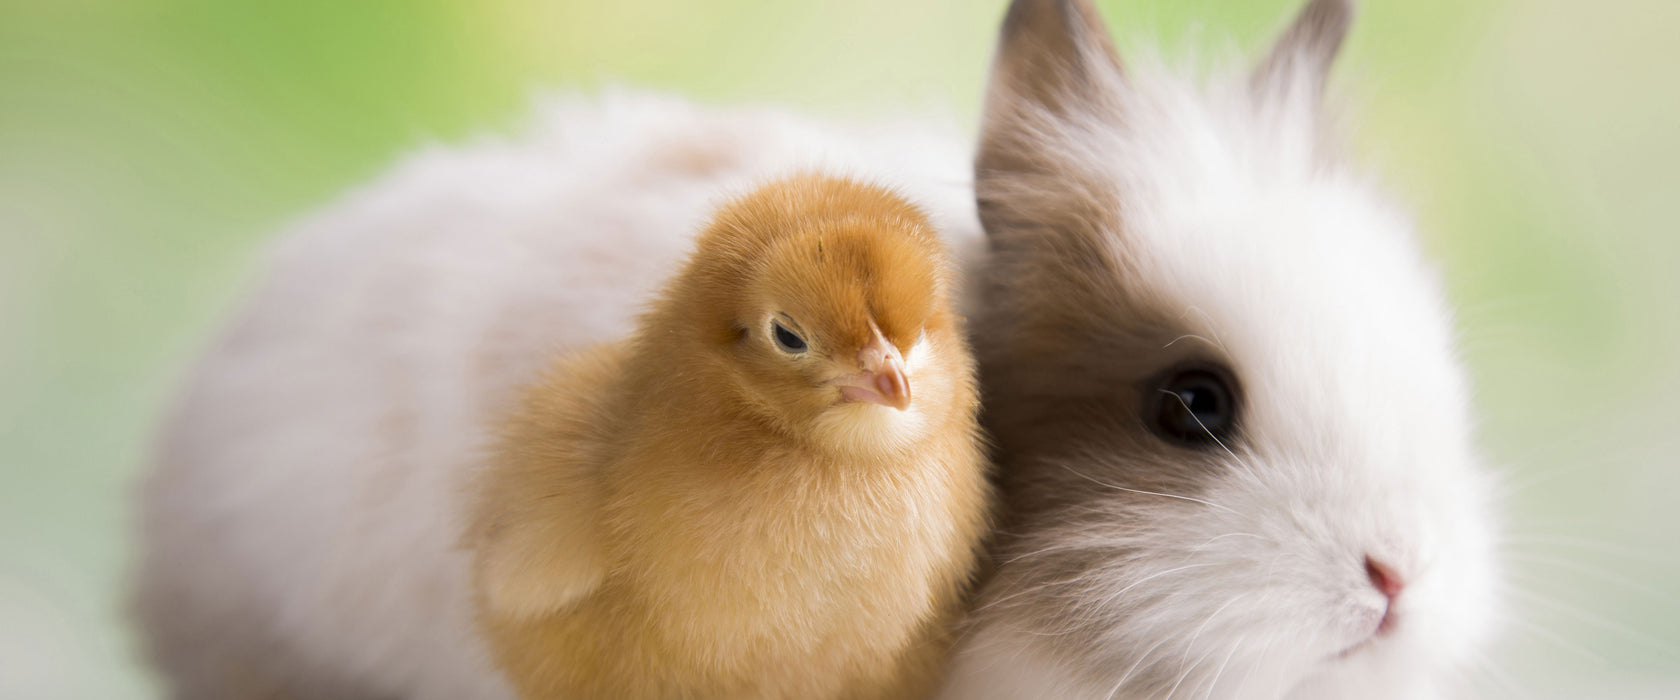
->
<box><xmin>1364</xmin><ymin>555</ymin><xmax>1405</xmax><ymax>601</ymax></box>
<box><xmin>1365</xmin><ymin>555</ymin><xmax>1405</xmax><ymax>636</ymax></box>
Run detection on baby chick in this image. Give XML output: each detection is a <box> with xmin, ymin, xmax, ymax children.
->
<box><xmin>468</xmin><ymin>174</ymin><xmax>993</xmax><ymax>700</ymax></box>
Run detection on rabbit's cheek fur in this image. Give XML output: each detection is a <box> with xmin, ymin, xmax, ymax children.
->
<box><xmin>963</xmin><ymin>439</ymin><xmax>1497</xmax><ymax>698</ymax></box>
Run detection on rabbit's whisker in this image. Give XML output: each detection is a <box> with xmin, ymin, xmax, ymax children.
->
<box><xmin>973</xmin><ymin>573</ymin><xmax>1079</xmax><ymax>613</ymax></box>
<box><xmin>1159</xmin><ymin>389</ymin><xmax>1260</xmax><ymax>486</ymax></box>
<box><xmin>1161</xmin><ymin>645</ymin><xmax>1215</xmax><ymax>700</ymax></box>
<box><xmin>1095</xmin><ymin>562</ymin><xmax>1219</xmax><ymax>611</ymax></box>
<box><xmin>1001</xmin><ymin>538</ymin><xmax>1113</xmax><ymax>565</ymax></box>
<box><xmin>1232</xmin><ymin>631</ymin><xmax>1276</xmax><ymax>700</ymax></box>
<box><xmin>1503</xmin><ymin>532</ymin><xmax>1661</xmax><ymax>562</ymax></box>
<box><xmin>1177</xmin><ymin>305</ymin><xmax>1231</xmax><ymax>355</ymax></box>
<box><xmin>1163</xmin><ymin>333</ymin><xmax>1220</xmax><ymax>350</ymax></box>
<box><xmin>1176</xmin><ymin>592</ymin><xmax>1249</xmax><ymax>681</ymax></box>
<box><xmin>1193</xmin><ymin>531</ymin><xmax>1265</xmax><ymax>552</ymax></box>
<box><xmin>1503</xmin><ymin>615</ymin><xmax>1608</xmax><ymax>667</ymax></box>
<box><xmin>1194</xmin><ymin>634</ymin><xmax>1243</xmax><ymax>700</ymax></box>
<box><xmin>1060</xmin><ymin>463</ymin><xmax>1239</xmax><ymax>515</ymax></box>
<box><xmin>1506</xmin><ymin>551</ymin><xmax>1672</xmax><ymax>603</ymax></box>
<box><xmin>1506</xmin><ymin>587</ymin><xmax>1680</xmax><ymax>659</ymax></box>
<box><xmin>1106</xmin><ymin>633</ymin><xmax>1174</xmax><ymax>700</ymax></box>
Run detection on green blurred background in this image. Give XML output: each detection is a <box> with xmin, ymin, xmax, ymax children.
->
<box><xmin>2</xmin><ymin>0</ymin><xmax>1675</xmax><ymax>697</ymax></box>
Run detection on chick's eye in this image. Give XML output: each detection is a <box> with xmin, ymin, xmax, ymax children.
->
<box><xmin>771</xmin><ymin>320</ymin><xmax>808</xmax><ymax>354</ymax></box>
<box><xmin>1149</xmin><ymin>368</ymin><xmax>1238</xmax><ymax>447</ymax></box>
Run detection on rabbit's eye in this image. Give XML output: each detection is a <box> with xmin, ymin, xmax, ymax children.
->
<box><xmin>771</xmin><ymin>319</ymin><xmax>808</xmax><ymax>354</ymax></box>
<box><xmin>1149</xmin><ymin>367</ymin><xmax>1238</xmax><ymax>446</ymax></box>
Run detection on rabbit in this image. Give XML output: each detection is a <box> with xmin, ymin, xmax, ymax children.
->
<box><xmin>935</xmin><ymin>1</ymin><xmax>1501</xmax><ymax>698</ymax></box>
<box><xmin>128</xmin><ymin>90</ymin><xmax>983</xmax><ymax>700</ymax></box>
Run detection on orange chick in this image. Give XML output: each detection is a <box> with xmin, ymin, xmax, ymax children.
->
<box><xmin>468</xmin><ymin>174</ymin><xmax>993</xmax><ymax>699</ymax></box>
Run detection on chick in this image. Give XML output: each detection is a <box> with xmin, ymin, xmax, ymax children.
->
<box><xmin>468</xmin><ymin>174</ymin><xmax>993</xmax><ymax>700</ymax></box>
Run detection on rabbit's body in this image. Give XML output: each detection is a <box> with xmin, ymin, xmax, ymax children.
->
<box><xmin>131</xmin><ymin>91</ymin><xmax>980</xmax><ymax>700</ymax></box>
<box><xmin>938</xmin><ymin>1</ymin><xmax>1499</xmax><ymax>699</ymax></box>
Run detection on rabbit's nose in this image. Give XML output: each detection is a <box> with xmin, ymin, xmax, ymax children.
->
<box><xmin>1365</xmin><ymin>555</ymin><xmax>1405</xmax><ymax>635</ymax></box>
<box><xmin>1364</xmin><ymin>555</ymin><xmax>1405</xmax><ymax>601</ymax></box>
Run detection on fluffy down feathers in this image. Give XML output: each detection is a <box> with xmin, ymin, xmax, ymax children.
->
<box><xmin>469</xmin><ymin>174</ymin><xmax>992</xmax><ymax>699</ymax></box>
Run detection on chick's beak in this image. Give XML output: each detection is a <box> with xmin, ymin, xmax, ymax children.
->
<box><xmin>835</xmin><ymin>332</ymin><xmax>912</xmax><ymax>411</ymax></box>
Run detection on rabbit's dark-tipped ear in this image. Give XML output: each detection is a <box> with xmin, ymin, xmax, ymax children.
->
<box><xmin>1252</xmin><ymin>0</ymin><xmax>1354</xmax><ymax>107</ymax></box>
<box><xmin>978</xmin><ymin>0</ymin><xmax>1126</xmax><ymax>238</ymax></box>
<box><xmin>983</xmin><ymin>0</ymin><xmax>1124</xmax><ymax>122</ymax></box>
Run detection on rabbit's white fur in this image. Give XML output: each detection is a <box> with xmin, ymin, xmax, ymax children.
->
<box><xmin>130</xmin><ymin>90</ymin><xmax>981</xmax><ymax>699</ymax></box>
<box><xmin>936</xmin><ymin>1</ymin><xmax>1499</xmax><ymax>699</ymax></box>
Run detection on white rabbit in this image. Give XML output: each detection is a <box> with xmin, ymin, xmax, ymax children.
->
<box><xmin>936</xmin><ymin>1</ymin><xmax>1500</xmax><ymax>698</ymax></box>
<box><xmin>128</xmin><ymin>90</ymin><xmax>981</xmax><ymax>700</ymax></box>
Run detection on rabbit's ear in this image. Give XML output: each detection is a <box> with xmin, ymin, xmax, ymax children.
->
<box><xmin>1251</xmin><ymin>0</ymin><xmax>1354</xmax><ymax>109</ymax></box>
<box><xmin>978</xmin><ymin>0</ymin><xmax>1126</xmax><ymax>242</ymax></box>
<box><xmin>982</xmin><ymin>0</ymin><xmax>1124</xmax><ymax>124</ymax></box>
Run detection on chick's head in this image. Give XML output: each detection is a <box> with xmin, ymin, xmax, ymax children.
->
<box><xmin>673</xmin><ymin>174</ymin><xmax>973</xmax><ymax>455</ymax></box>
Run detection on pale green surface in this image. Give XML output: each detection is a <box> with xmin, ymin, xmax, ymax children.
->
<box><xmin>2</xmin><ymin>1</ymin><xmax>1675</xmax><ymax>697</ymax></box>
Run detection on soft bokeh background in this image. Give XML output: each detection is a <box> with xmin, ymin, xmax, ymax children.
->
<box><xmin>2</xmin><ymin>0</ymin><xmax>1675</xmax><ymax>697</ymax></box>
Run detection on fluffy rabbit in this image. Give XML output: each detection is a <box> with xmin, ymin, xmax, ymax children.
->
<box><xmin>128</xmin><ymin>91</ymin><xmax>981</xmax><ymax>700</ymax></box>
<box><xmin>937</xmin><ymin>1</ymin><xmax>1500</xmax><ymax>698</ymax></box>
